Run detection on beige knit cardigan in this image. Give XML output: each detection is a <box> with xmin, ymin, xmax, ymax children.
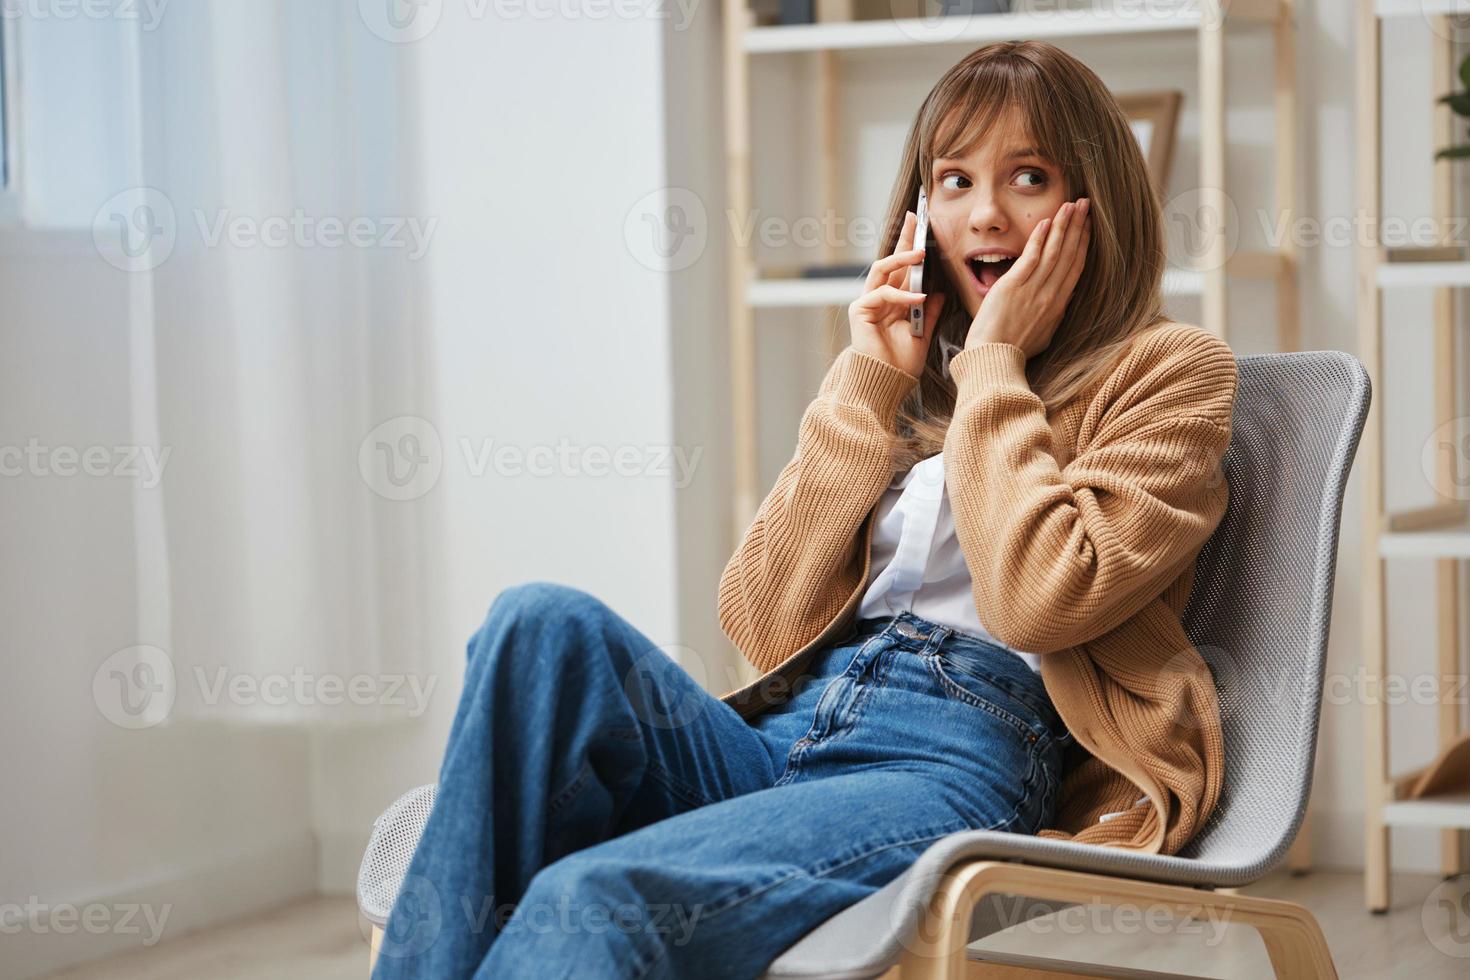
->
<box><xmin>715</xmin><ymin>322</ymin><xmax>1237</xmax><ymax>855</ymax></box>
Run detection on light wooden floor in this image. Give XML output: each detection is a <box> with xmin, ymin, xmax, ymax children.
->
<box><xmin>39</xmin><ymin>868</ymin><xmax>1470</xmax><ymax>979</ymax></box>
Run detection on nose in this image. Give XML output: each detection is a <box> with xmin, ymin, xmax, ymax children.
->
<box><xmin>968</xmin><ymin>187</ymin><xmax>1008</xmax><ymax>235</ymax></box>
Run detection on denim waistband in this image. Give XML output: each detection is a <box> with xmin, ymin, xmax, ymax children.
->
<box><xmin>847</xmin><ymin>610</ymin><xmax>1060</xmax><ymax>732</ymax></box>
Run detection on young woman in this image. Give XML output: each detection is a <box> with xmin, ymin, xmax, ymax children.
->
<box><xmin>372</xmin><ymin>40</ymin><xmax>1235</xmax><ymax>980</ymax></box>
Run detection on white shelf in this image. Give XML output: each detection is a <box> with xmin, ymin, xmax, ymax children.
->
<box><xmin>1376</xmin><ymin>0</ymin><xmax>1468</xmax><ymax>19</ymax></box>
<box><xmin>1379</xmin><ymin>515</ymin><xmax>1470</xmax><ymax>558</ymax></box>
<box><xmin>744</xmin><ymin>5</ymin><xmax>1206</xmax><ymax>54</ymax></box>
<box><xmin>748</xmin><ymin>266</ymin><xmax>1204</xmax><ymax>308</ymax></box>
<box><xmin>1382</xmin><ymin>791</ymin><xmax>1470</xmax><ymax>829</ymax></box>
<box><xmin>1376</xmin><ymin>260</ymin><xmax>1470</xmax><ymax>289</ymax></box>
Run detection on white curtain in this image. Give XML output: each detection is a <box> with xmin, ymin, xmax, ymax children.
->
<box><xmin>125</xmin><ymin>0</ymin><xmax>440</xmax><ymax>726</ymax></box>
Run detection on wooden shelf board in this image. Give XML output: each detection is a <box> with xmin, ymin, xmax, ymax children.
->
<box><xmin>1376</xmin><ymin>260</ymin><xmax>1470</xmax><ymax>289</ymax></box>
<box><xmin>1377</xmin><ymin>0</ymin><xmax>1466</xmax><ymax>19</ymax></box>
<box><xmin>748</xmin><ymin>266</ymin><xmax>1206</xmax><ymax>309</ymax></box>
<box><xmin>1379</xmin><ymin>514</ymin><xmax>1470</xmax><ymax>558</ymax></box>
<box><xmin>1382</xmin><ymin>791</ymin><xmax>1470</xmax><ymax>829</ymax></box>
<box><xmin>745</xmin><ymin>6</ymin><xmax>1206</xmax><ymax>55</ymax></box>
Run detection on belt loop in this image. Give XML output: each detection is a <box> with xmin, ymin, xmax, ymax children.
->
<box><xmin>922</xmin><ymin>623</ymin><xmax>952</xmax><ymax>655</ymax></box>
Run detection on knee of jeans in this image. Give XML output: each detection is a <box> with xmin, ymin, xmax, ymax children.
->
<box><xmin>482</xmin><ymin>581</ymin><xmax>610</xmax><ymax>637</ymax></box>
<box><xmin>470</xmin><ymin>581</ymin><xmax>610</xmax><ymax>668</ymax></box>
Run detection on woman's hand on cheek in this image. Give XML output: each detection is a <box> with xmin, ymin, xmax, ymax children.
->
<box><xmin>963</xmin><ymin>197</ymin><xmax>1091</xmax><ymax>360</ymax></box>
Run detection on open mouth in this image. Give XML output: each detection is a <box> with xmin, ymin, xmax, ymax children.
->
<box><xmin>968</xmin><ymin>254</ymin><xmax>1018</xmax><ymax>292</ymax></box>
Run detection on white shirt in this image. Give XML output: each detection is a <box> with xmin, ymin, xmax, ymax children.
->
<box><xmin>858</xmin><ymin>450</ymin><xmax>1151</xmax><ymax>825</ymax></box>
<box><xmin>856</xmin><ymin>450</ymin><xmax>1041</xmax><ymax>673</ymax></box>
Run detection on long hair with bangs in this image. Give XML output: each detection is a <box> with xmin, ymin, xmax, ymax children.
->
<box><xmin>848</xmin><ymin>41</ymin><xmax>1174</xmax><ymax>473</ymax></box>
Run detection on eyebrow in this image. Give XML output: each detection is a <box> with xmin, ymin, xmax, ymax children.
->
<box><xmin>935</xmin><ymin>147</ymin><xmax>1045</xmax><ymax>164</ymax></box>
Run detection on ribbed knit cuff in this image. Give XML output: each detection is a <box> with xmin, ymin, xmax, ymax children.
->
<box><xmin>946</xmin><ymin>342</ymin><xmax>1030</xmax><ymax>395</ymax></box>
<box><xmin>825</xmin><ymin>346</ymin><xmax>921</xmax><ymax>423</ymax></box>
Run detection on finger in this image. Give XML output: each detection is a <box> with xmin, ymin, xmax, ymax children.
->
<box><xmin>865</xmin><ymin>212</ymin><xmax>918</xmax><ymax>291</ymax></box>
<box><xmin>854</xmin><ymin>283</ymin><xmax>927</xmax><ymax>313</ymax></box>
<box><xmin>1036</xmin><ymin>201</ymin><xmax>1076</xmax><ymax>285</ymax></box>
<box><xmin>866</xmin><ymin>247</ymin><xmax>925</xmax><ymax>283</ymax></box>
<box><xmin>888</xmin><ymin>211</ymin><xmax>920</xmax><ymax>290</ymax></box>
<box><xmin>1055</xmin><ymin>217</ymin><xmax>1090</xmax><ymax>299</ymax></box>
<box><xmin>898</xmin><ymin>208</ymin><xmax>917</xmax><ymax>254</ymax></box>
<box><xmin>1005</xmin><ymin>217</ymin><xmax>1052</xmax><ymax>283</ymax></box>
<box><xmin>1042</xmin><ymin>200</ymin><xmax>1089</xmax><ymax>292</ymax></box>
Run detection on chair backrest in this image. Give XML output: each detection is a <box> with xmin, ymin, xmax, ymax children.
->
<box><xmin>1174</xmin><ymin>350</ymin><xmax>1370</xmax><ymax>876</ymax></box>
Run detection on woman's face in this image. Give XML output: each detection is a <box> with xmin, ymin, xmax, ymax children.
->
<box><xmin>927</xmin><ymin>122</ymin><xmax>1069</xmax><ymax>319</ymax></box>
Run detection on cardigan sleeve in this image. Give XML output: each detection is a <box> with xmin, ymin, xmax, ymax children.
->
<box><xmin>942</xmin><ymin>325</ymin><xmax>1237</xmax><ymax>656</ymax></box>
<box><xmin>717</xmin><ymin>345</ymin><xmax>919</xmax><ymax>673</ymax></box>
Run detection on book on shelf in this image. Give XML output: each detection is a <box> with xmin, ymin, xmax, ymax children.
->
<box><xmin>1383</xmin><ymin>244</ymin><xmax>1465</xmax><ymax>262</ymax></box>
<box><xmin>758</xmin><ymin>262</ymin><xmax>872</xmax><ymax>279</ymax></box>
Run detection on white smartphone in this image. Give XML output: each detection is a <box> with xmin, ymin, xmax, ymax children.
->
<box><xmin>909</xmin><ymin>187</ymin><xmax>930</xmax><ymax>337</ymax></box>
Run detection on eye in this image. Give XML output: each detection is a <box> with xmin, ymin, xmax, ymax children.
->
<box><xmin>938</xmin><ymin>172</ymin><xmax>969</xmax><ymax>191</ymax></box>
<box><xmin>1015</xmin><ymin>169</ymin><xmax>1048</xmax><ymax>188</ymax></box>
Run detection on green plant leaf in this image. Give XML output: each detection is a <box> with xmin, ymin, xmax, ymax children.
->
<box><xmin>1460</xmin><ymin>52</ymin><xmax>1470</xmax><ymax>89</ymax></box>
<box><xmin>1442</xmin><ymin>92</ymin><xmax>1470</xmax><ymax>116</ymax></box>
<box><xmin>1435</xmin><ymin>144</ymin><xmax>1470</xmax><ymax>160</ymax></box>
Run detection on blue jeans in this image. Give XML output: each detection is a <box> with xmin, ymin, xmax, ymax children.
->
<box><xmin>370</xmin><ymin>581</ymin><xmax>1072</xmax><ymax>980</ymax></box>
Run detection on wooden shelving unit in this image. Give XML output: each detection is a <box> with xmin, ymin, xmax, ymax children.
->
<box><xmin>720</xmin><ymin>0</ymin><xmax>1304</xmax><ymax>859</ymax></box>
<box><xmin>1358</xmin><ymin>0</ymin><xmax>1470</xmax><ymax>913</ymax></box>
<box><xmin>722</xmin><ymin>0</ymin><xmax>1299</xmax><ymax>537</ymax></box>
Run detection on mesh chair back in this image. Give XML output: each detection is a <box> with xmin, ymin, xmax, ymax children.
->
<box><xmin>1174</xmin><ymin>350</ymin><xmax>1370</xmax><ymax>877</ymax></box>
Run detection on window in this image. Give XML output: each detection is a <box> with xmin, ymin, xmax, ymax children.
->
<box><xmin>0</xmin><ymin>15</ymin><xmax>16</xmax><ymax>222</ymax></box>
<box><xmin>0</xmin><ymin>17</ymin><xmax>8</xmax><ymax>190</ymax></box>
<box><xmin>0</xmin><ymin>16</ymin><xmax>13</xmax><ymax>221</ymax></box>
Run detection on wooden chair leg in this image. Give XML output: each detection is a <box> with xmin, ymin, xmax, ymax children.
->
<box><xmin>368</xmin><ymin>924</ymin><xmax>382</xmax><ymax>976</ymax></box>
<box><xmin>889</xmin><ymin>861</ymin><xmax>1338</xmax><ymax>980</ymax></box>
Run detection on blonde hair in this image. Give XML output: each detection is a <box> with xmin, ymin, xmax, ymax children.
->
<box><xmin>846</xmin><ymin>41</ymin><xmax>1173</xmax><ymax>473</ymax></box>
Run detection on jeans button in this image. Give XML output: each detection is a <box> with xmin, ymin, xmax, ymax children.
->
<box><xmin>896</xmin><ymin>622</ymin><xmax>921</xmax><ymax>639</ymax></box>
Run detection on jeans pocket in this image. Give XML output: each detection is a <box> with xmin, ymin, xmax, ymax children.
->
<box><xmin>924</xmin><ymin>651</ymin><xmax>1044</xmax><ymax>744</ymax></box>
